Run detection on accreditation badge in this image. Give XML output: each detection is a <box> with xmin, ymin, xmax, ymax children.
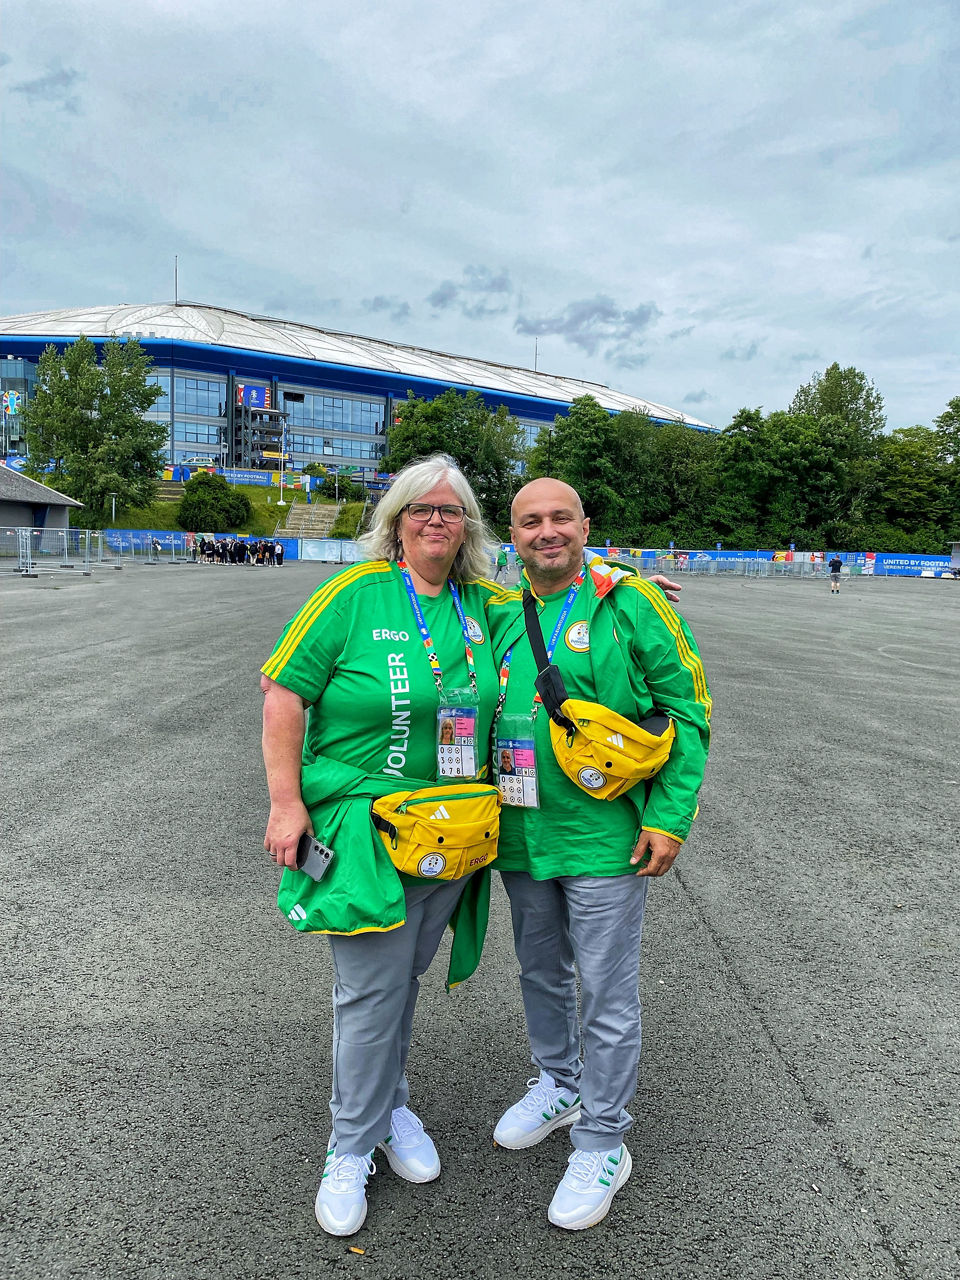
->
<box><xmin>437</xmin><ymin>691</ymin><xmax>481</xmax><ymax>778</ymax></box>
<box><xmin>495</xmin><ymin>714</ymin><xmax>539</xmax><ymax>808</ymax></box>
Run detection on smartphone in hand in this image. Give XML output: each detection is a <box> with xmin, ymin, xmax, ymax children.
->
<box><xmin>296</xmin><ymin>832</ymin><xmax>335</xmax><ymax>882</ymax></box>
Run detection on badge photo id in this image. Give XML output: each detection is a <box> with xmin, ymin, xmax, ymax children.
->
<box><xmin>437</xmin><ymin>701</ymin><xmax>479</xmax><ymax>778</ymax></box>
<box><xmin>497</xmin><ymin>734</ymin><xmax>539</xmax><ymax>808</ymax></box>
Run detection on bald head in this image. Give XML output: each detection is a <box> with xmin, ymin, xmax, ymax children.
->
<box><xmin>510</xmin><ymin>476</ymin><xmax>590</xmax><ymax>592</ymax></box>
<box><xmin>511</xmin><ymin>477</ymin><xmax>584</xmax><ymax>525</ymax></box>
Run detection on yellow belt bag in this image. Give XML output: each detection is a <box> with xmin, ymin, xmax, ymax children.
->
<box><xmin>371</xmin><ymin>784</ymin><xmax>501</xmax><ymax>880</ymax></box>
<box><xmin>548</xmin><ymin>700</ymin><xmax>675</xmax><ymax>800</ymax></box>
<box><xmin>523</xmin><ymin>589</ymin><xmax>675</xmax><ymax>801</ymax></box>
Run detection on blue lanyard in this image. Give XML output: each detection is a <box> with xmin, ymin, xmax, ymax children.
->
<box><xmin>495</xmin><ymin>569</ymin><xmax>585</xmax><ymax>717</ymax></box>
<box><xmin>397</xmin><ymin>562</ymin><xmax>479</xmax><ymax>697</ymax></box>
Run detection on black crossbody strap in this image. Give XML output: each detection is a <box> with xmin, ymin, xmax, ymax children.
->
<box><xmin>371</xmin><ymin>812</ymin><xmax>398</xmax><ymax>847</ymax></box>
<box><xmin>522</xmin><ymin>590</ymin><xmax>576</xmax><ymax>734</ymax></box>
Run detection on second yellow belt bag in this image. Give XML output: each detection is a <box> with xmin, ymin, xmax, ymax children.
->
<box><xmin>371</xmin><ymin>783</ymin><xmax>501</xmax><ymax>880</ymax></box>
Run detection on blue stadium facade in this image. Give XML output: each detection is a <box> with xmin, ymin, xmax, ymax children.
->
<box><xmin>0</xmin><ymin>303</ymin><xmax>716</xmax><ymax>475</ymax></box>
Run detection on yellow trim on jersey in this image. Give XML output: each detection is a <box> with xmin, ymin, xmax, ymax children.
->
<box><xmin>641</xmin><ymin>825</ymin><xmax>686</xmax><ymax>844</ymax></box>
<box><xmin>465</xmin><ymin>575</ymin><xmax>501</xmax><ymax>594</ymax></box>
<box><xmin>306</xmin><ymin>920</ymin><xmax>406</xmax><ymax>936</ymax></box>
<box><xmin>262</xmin><ymin>561</ymin><xmax>390</xmax><ymax>680</ymax></box>
<box><xmin>621</xmin><ymin>577</ymin><xmax>712</xmax><ymax>715</ymax></box>
<box><xmin>487</xmin><ymin>586</ymin><xmax>522</xmax><ymax>607</ymax></box>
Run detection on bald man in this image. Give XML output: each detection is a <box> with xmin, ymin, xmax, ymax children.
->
<box><xmin>484</xmin><ymin>478</ymin><xmax>711</xmax><ymax>1230</ymax></box>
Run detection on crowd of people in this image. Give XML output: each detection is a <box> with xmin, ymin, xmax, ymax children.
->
<box><xmin>193</xmin><ymin>537</ymin><xmax>285</xmax><ymax>566</ymax></box>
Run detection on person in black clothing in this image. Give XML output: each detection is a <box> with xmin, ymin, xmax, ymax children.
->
<box><xmin>829</xmin><ymin>555</ymin><xmax>843</xmax><ymax>593</ymax></box>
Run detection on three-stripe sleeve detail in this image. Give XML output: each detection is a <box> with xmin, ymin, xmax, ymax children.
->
<box><xmin>262</xmin><ymin>562</ymin><xmax>387</xmax><ymax>680</ymax></box>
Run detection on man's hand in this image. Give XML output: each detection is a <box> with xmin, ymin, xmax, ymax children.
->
<box><xmin>630</xmin><ymin>829</ymin><xmax>682</xmax><ymax>877</ymax></box>
<box><xmin>647</xmin><ymin>573</ymin><xmax>682</xmax><ymax>604</ymax></box>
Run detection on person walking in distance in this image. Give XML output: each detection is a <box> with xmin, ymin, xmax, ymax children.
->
<box><xmin>829</xmin><ymin>554</ymin><xmax>843</xmax><ymax>593</ymax></box>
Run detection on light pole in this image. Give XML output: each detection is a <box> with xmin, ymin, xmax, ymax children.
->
<box><xmin>277</xmin><ymin>417</ymin><xmax>287</xmax><ymax>505</ymax></box>
<box><xmin>108</xmin><ymin>492</ymin><xmax>117</xmax><ymax>523</ymax></box>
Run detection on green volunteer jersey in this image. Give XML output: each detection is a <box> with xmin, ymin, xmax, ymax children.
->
<box><xmin>261</xmin><ymin>560</ymin><xmax>500</xmax><ymax>784</ymax></box>
<box><xmin>486</xmin><ymin>558</ymin><xmax>711</xmax><ymax>880</ymax></box>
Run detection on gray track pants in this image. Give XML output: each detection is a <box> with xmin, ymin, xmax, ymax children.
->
<box><xmin>500</xmin><ymin>870</ymin><xmax>650</xmax><ymax>1151</ymax></box>
<box><xmin>326</xmin><ymin>874</ymin><xmax>468</xmax><ymax>1156</ymax></box>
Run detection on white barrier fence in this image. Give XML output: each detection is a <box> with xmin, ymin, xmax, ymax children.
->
<box><xmin>0</xmin><ymin>528</ymin><xmax>199</xmax><ymax>575</ymax></box>
<box><xmin>0</xmin><ymin>527</ymin><xmax>94</xmax><ymax>575</ymax></box>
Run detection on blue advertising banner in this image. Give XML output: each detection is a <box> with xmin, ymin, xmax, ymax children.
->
<box><xmin>874</xmin><ymin>553</ymin><xmax>951</xmax><ymax>577</ymax></box>
<box><xmin>101</xmin><ymin>529</ymin><xmax>300</xmax><ymax>560</ymax></box>
<box><xmin>220</xmin><ymin>468</ymin><xmax>273</xmax><ymax>486</ymax></box>
<box><xmin>236</xmin><ymin>385</ymin><xmax>268</xmax><ymax>409</ymax></box>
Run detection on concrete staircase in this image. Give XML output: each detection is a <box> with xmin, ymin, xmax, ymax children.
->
<box><xmin>276</xmin><ymin>500</ymin><xmax>341</xmax><ymax>538</ymax></box>
<box><xmin>157</xmin><ymin>480</ymin><xmax>186</xmax><ymax>502</ymax></box>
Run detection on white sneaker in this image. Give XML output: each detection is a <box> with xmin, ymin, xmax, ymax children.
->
<box><xmin>493</xmin><ymin>1070</ymin><xmax>581</xmax><ymax>1149</ymax></box>
<box><xmin>377</xmin><ymin>1105</ymin><xmax>441</xmax><ymax>1183</ymax></box>
<box><xmin>547</xmin><ymin>1144</ymin><xmax>632</xmax><ymax>1230</ymax></box>
<box><xmin>314</xmin><ymin>1146</ymin><xmax>375</xmax><ymax>1236</ymax></box>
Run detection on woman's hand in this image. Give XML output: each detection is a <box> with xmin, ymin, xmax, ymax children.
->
<box><xmin>264</xmin><ymin>799</ymin><xmax>312</xmax><ymax>869</ymax></box>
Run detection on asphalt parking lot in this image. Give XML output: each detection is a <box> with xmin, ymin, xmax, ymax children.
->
<box><xmin>1</xmin><ymin>562</ymin><xmax>957</xmax><ymax>1280</ymax></box>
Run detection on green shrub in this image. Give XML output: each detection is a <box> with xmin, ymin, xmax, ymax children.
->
<box><xmin>329</xmin><ymin>501</ymin><xmax>366</xmax><ymax>538</ymax></box>
<box><xmin>177</xmin><ymin>472</ymin><xmax>252</xmax><ymax>531</ymax></box>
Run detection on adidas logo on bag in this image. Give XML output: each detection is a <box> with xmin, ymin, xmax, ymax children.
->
<box><xmin>605</xmin><ymin>732</ymin><xmax>624</xmax><ymax>748</ymax></box>
<box><xmin>429</xmin><ymin>804</ymin><xmax>451</xmax><ymax>820</ymax></box>
<box><xmin>288</xmin><ymin>904</ymin><xmax>307</xmax><ymax>922</ymax></box>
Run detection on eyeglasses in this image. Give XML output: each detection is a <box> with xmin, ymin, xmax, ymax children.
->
<box><xmin>402</xmin><ymin>503</ymin><xmax>468</xmax><ymax>525</ymax></box>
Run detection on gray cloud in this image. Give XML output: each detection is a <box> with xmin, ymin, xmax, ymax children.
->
<box><xmin>683</xmin><ymin>390</ymin><xmax>711</xmax><ymax>404</ymax></box>
<box><xmin>0</xmin><ymin>53</ymin><xmax>11</xmax><ymax>69</ymax></box>
<box><xmin>12</xmin><ymin>66</ymin><xmax>82</xmax><ymax>113</ymax></box>
<box><xmin>719</xmin><ymin>340</ymin><xmax>762</xmax><ymax>362</ymax></box>
<box><xmin>362</xmin><ymin>295</ymin><xmax>411</xmax><ymax>324</ymax></box>
<box><xmin>515</xmin><ymin>295</ymin><xmax>661</xmax><ymax>363</ymax></box>
<box><xmin>463</xmin><ymin>265</ymin><xmax>512</xmax><ymax>294</ymax></box>
<box><xmin>2</xmin><ymin>1</ymin><xmax>956</xmax><ymax>434</ymax></box>
<box><xmin>426</xmin><ymin>265</ymin><xmax>514</xmax><ymax>318</ymax></box>
<box><xmin>791</xmin><ymin>350</ymin><xmax>821</xmax><ymax>363</ymax></box>
<box><xmin>426</xmin><ymin>281</ymin><xmax>459</xmax><ymax>310</ymax></box>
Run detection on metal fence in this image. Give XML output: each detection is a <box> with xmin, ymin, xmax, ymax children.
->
<box><xmin>103</xmin><ymin>531</ymin><xmax>193</xmax><ymax>565</ymax></box>
<box><xmin>1</xmin><ymin>526</ymin><xmax>94</xmax><ymax>575</ymax></box>
<box><xmin>647</xmin><ymin>555</ymin><xmax>871</xmax><ymax>580</ymax></box>
<box><xmin>0</xmin><ymin>527</ymin><xmax>198</xmax><ymax>575</ymax></box>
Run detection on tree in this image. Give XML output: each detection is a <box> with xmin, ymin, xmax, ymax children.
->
<box><xmin>176</xmin><ymin>472</ymin><xmax>252</xmax><ymax>532</ymax></box>
<box><xmin>383</xmin><ymin>388</ymin><xmax>524</xmax><ymax>530</ymax></box>
<box><xmin>789</xmin><ymin>362</ymin><xmax>886</xmax><ymax>438</ymax></box>
<box><xmin>876</xmin><ymin>427</ymin><xmax>947</xmax><ymax>537</ymax></box>
<box><xmin>23</xmin><ymin>337</ymin><xmax>102</xmax><ymax>486</ymax></box>
<box><xmin>608</xmin><ymin>410</ymin><xmax>718</xmax><ymax>545</ymax></box>
<box><xmin>710</xmin><ymin>408</ymin><xmax>768</xmax><ymax>546</ymax></box>
<box><xmin>933</xmin><ymin>396</ymin><xmax>960</xmax><ymax>538</ymax></box>
<box><xmin>525</xmin><ymin>396</ymin><xmax>622</xmax><ymax>537</ymax></box>
<box><xmin>21</xmin><ymin>335</ymin><xmax>166</xmax><ymax>523</ymax></box>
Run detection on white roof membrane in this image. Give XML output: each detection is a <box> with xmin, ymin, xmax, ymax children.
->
<box><xmin>0</xmin><ymin>302</ymin><xmax>715</xmax><ymax>429</ymax></box>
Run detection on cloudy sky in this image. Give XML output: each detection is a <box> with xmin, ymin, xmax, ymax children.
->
<box><xmin>2</xmin><ymin>0</ymin><xmax>958</xmax><ymax>430</ymax></box>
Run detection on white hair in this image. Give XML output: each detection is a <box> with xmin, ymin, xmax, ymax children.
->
<box><xmin>357</xmin><ymin>454</ymin><xmax>497</xmax><ymax>581</ymax></box>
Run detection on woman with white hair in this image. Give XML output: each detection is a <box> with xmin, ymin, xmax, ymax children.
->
<box><xmin>260</xmin><ymin>454</ymin><xmax>501</xmax><ymax>1237</ymax></box>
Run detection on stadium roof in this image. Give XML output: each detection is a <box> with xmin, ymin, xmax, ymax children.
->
<box><xmin>0</xmin><ymin>303</ymin><xmax>715</xmax><ymax>430</ymax></box>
